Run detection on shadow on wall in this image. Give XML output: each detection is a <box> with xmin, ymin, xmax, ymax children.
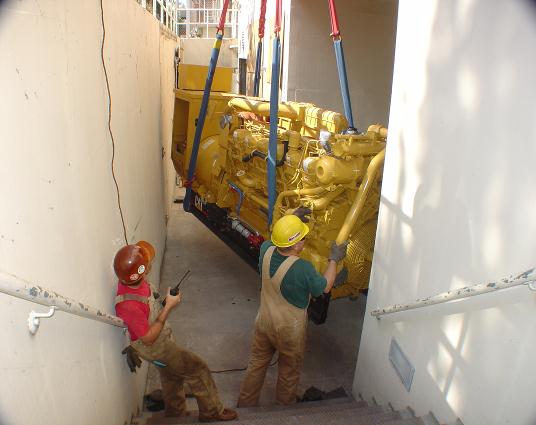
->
<box><xmin>372</xmin><ymin>0</ymin><xmax>536</xmax><ymax>422</ymax></box>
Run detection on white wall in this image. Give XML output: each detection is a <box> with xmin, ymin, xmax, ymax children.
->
<box><xmin>286</xmin><ymin>0</ymin><xmax>397</xmax><ymax>127</ymax></box>
<box><xmin>178</xmin><ymin>38</ymin><xmax>239</xmax><ymax>93</ymax></box>
<box><xmin>179</xmin><ymin>38</ymin><xmax>238</xmax><ymax>69</ymax></box>
<box><xmin>0</xmin><ymin>1</ymin><xmax>177</xmax><ymax>424</ymax></box>
<box><xmin>354</xmin><ymin>1</ymin><xmax>536</xmax><ymax>424</ymax></box>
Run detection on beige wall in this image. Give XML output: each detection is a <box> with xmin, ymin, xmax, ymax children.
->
<box><xmin>161</xmin><ymin>32</ymin><xmax>181</xmax><ymax>221</ymax></box>
<box><xmin>355</xmin><ymin>1</ymin><xmax>536</xmax><ymax>424</ymax></box>
<box><xmin>286</xmin><ymin>0</ymin><xmax>398</xmax><ymax>127</ymax></box>
<box><xmin>0</xmin><ymin>1</ymin><xmax>177</xmax><ymax>424</ymax></box>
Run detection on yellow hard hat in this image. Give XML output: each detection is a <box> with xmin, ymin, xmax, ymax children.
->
<box><xmin>271</xmin><ymin>215</ymin><xmax>310</xmax><ymax>248</ymax></box>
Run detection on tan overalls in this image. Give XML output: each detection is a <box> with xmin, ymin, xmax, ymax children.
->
<box><xmin>116</xmin><ymin>289</ymin><xmax>224</xmax><ymax>419</ymax></box>
<box><xmin>238</xmin><ymin>246</ymin><xmax>308</xmax><ymax>406</ymax></box>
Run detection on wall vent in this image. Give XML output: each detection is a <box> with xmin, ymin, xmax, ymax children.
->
<box><xmin>389</xmin><ymin>337</ymin><xmax>415</xmax><ymax>392</ymax></box>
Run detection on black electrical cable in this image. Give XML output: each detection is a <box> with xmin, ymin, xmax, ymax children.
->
<box><xmin>100</xmin><ymin>0</ymin><xmax>128</xmax><ymax>245</ymax></box>
<box><xmin>210</xmin><ymin>356</ymin><xmax>279</xmax><ymax>374</ymax></box>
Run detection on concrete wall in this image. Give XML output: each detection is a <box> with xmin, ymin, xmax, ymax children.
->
<box><xmin>286</xmin><ymin>0</ymin><xmax>398</xmax><ymax>127</ymax></box>
<box><xmin>178</xmin><ymin>38</ymin><xmax>239</xmax><ymax>93</ymax></box>
<box><xmin>0</xmin><ymin>1</ymin><xmax>177</xmax><ymax>424</ymax></box>
<box><xmin>354</xmin><ymin>1</ymin><xmax>536</xmax><ymax>424</ymax></box>
<box><xmin>161</xmin><ymin>31</ymin><xmax>180</xmax><ymax>221</ymax></box>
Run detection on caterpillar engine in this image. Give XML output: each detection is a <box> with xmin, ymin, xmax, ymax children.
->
<box><xmin>171</xmin><ymin>85</ymin><xmax>387</xmax><ymax>299</ymax></box>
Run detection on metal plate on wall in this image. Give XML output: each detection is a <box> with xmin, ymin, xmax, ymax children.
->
<box><xmin>389</xmin><ymin>337</ymin><xmax>415</xmax><ymax>392</ymax></box>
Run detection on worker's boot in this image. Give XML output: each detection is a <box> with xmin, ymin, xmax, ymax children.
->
<box><xmin>199</xmin><ymin>407</ymin><xmax>238</xmax><ymax>422</ymax></box>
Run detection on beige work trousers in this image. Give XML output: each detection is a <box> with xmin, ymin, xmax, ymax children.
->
<box><xmin>238</xmin><ymin>246</ymin><xmax>307</xmax><ymax>407</ymax></box>
<box><xmin>238</xmin><ymin>321</ymin><xmax>306</xmax><ymax>406</ymax></box>
<box><xmin>132</xmin><ymin>331</ymin><xmax>223</xmax><ymax>418</ymax></box>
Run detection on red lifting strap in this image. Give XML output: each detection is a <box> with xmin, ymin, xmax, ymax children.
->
<box><xmin>217</xmin><ymin>0</ymin><xmax>231</xmax><ymax>34</ymax></box>
<box><xmin>258</xmin><ymin>0</ymin><xmax>267</xmax><ymax>39</ymax></box>
<box><xmin>328</xmin><ymin>0</ymin><xmax>341</xmax><ymax>39</ymax></box>
<box><xmin>274</xmin><ymin>0</ymin><xmax>282</xmax><ymax>35</ymax></box>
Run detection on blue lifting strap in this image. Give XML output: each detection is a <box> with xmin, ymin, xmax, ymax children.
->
<box><xmin>183</xmin><ymin>33</ymin><xmax>224</xmax><ymax>212</ymax></box>
<box><xmin>253</xmin><ymin>40</ymin><xmax>263</xmax><ymax>97</ymax></box>
<box><xmin>328</xmin><ymin>0</ymin><xmax>357</xmax><ymax>132</ymax></box>
<box><xmin>333</xmin><ymin>39</ymin><xmax>356</xmax><ymax>131</ymax></box>
<box><xmin>267</xmin><ymin>35</ymin><xmax>281</xmax><ymax>226</ymax></box>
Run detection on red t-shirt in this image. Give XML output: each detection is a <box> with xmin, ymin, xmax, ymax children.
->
<box><xmin>115</xmin><ymin>280</ymin><xmax>151</xmax><ymax>341</ymax></box>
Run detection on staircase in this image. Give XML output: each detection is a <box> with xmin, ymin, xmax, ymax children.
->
<box><xmin>132</xmin><ymin>396</ymin><xmax>434</xmax><ymax>425</ymax></box>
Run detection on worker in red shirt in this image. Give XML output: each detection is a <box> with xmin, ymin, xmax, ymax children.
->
<box><xmin>114</xmin><ymin>241</ymin><xmax>237</xmax><ymax>422</ymax></box>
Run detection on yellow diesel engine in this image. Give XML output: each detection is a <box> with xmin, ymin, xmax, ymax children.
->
<box><xmin>171</xmin><ymin>86</ymin><xmax>386</xmax><ymax>299</ymax></box>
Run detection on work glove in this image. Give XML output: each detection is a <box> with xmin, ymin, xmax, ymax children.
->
<box><xmin>122</xmin><ymin>346</ymin><xmax>142</xmax><ymax>373</ymax></box>
<box><xmin>293</xmin><ymin>207</ymin><xmax>312</xmax><ymax>223</ymax></box>
<box><xmin>329</xmin><ymin>241</ymin><xmax>349</xmax><ymax>262</ymax></box>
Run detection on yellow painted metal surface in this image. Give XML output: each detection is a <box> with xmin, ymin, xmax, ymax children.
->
<box><xmin>171</xmin><ymin>88</ymin><xmax>387</xmax><ymax>298</ymax></box>
<box><xmin>178</xmin><ymin>64</ymin><xmax>233</xmax><ymax>92</ymax></box>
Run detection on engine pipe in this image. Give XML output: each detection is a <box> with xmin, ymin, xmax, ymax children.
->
<box><xmin>272</xmin><ymin>186</ymin><xmax>328</xmax><ymax>223</ymax></box>
<box><xmin>184</xmin><ymin>0</ymin><xmax>230</xmax><ymax>212</ymax></box>
<box><xmin>228</xmin><ymin>181</ymin><xmax>244</xmax><ymax>216</ymax></box>
<box><xmin>268</xmin><ymin>0</ymin><xmax>283</xmax><ymax>225</ymax></box>
<box><xmin>228</xmin><ymin>98</ymin><xmax>300</xmax><ymax>119</ymax></box>
<box><xmin>328</xmin><ymin>0</ymin><xmax>356</xmax><ymax>133</ymax></box>
<box><xmin>308</xmin><ymin>186</ymin><xmax>345</xmax><ymax>210</ymax></box>
<box><xmin>335</xmin><ymin>149</ymin><xmax>385</xmax><ymax>244</ymax></box>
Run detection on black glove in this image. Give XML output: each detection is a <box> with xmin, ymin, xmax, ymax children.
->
<box><xmin>293</xmin><ymin>207</ymin><xmax>312</xmax><ymax>223</ymax></box>
<box><xmin>122</xmin><ymin>346</ymin><xmax>142</xmax><ymax>373</ymax></box>
<box><xmin>328</xmin><ymin>241</ymin><xmax>349</xmax><ymax>262</ymax></box>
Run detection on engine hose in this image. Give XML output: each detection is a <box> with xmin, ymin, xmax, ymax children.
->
<box><xmin>242</xmin><ymin>141</ymin><xmax>289</xmax><ymax>166</ymax></box>
<box><xmin>242</xmin><ymin>150</ymin><xmax>266</xmax><ymax>162</ymax></box>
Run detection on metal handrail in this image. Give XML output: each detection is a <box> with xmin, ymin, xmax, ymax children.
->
<box><xmin>371</xmin><ymin>267</ymin><xmax>536</xmax><ymax>319</ymax></box>
<box><xmin>0</xmin><ymin>270</ymin><xmax>125</xmax><ymax>331</ymax></box>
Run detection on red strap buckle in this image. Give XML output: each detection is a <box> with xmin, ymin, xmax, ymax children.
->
<box><xmin>184</xmin><ymin>176</ymin><xmax>195</xmax><ymax>188</ymax></box>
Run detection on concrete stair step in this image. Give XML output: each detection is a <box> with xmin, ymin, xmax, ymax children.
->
<box><xmin>236</xmin><ymin>396</ymin><xmax>359</xmax><ymax>415</ymax></box>
<box><xmin>379</xmin><ymin>419</ymin><xmax>424</xmax><ymax>425</ymax></box>
<box><xmin>149</xmin><ymin>405</ymin><xmax>400</xmax><ymax>425</ymax></box>
<box><xmin>146</xmin><ymin>397</ymin><xmax>360</xmax><ymax>424</ymax></box>
<box><xmin>238</xmin><ymin>398</ymin><xmax>366</xmax><ymax>417</ymax></box>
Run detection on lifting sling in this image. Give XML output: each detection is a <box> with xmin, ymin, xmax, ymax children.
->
<box><xmin>253</xmin><ymin>0</ymin><xmax>267</xmax><ymax>97</ymax></box>
<box><xmin>328</xmin><ymin>0</ymin><xmax>357</xmax><ymax>132</ymax></box>
<box><xmin>183</xmin><ymin>0</ymin><xmax>231</xmax><ymax>212</ymax></box>
<box><xmin>267</xmin><ymin>0</ymin><xmax>282</xmax><ymax>226</ymax></box>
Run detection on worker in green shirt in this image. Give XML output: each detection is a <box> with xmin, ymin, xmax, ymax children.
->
<box><xmin>237</xmin><ymin>211</ymin><xmax>348</xmax><ymax>406</ymax></box>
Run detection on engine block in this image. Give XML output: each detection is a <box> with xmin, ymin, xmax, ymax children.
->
<box><xmin>171</xmin><ymin>89</ymin><xmax>387</xmax><ymax>299</ymax></box>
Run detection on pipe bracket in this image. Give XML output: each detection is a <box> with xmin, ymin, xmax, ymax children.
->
<box><xmin>28</xmin><ymin>306</ymin><xmax>57</xmax><ymax>335</ymax></box>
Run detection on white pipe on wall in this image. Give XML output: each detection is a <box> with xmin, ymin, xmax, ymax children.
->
<box><xmin>371</xmin><ymin>268</ymin><xmax>536</xmax><ymax>318</ymax></box>
<box><xmin>0</xmin><ymin>270</ymin><xmax>125</xmax><ymax>328</ymax></box>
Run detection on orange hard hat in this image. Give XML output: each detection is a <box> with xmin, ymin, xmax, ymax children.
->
<box><xmin>136</xmin><ymin>240</ymin><xmax>155</xmax><ymax>264</ymax></box>
<box><xmin>114</xmin><ymin>245</ymin><xmax>148</xmax><ymax>285</ymax></box>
